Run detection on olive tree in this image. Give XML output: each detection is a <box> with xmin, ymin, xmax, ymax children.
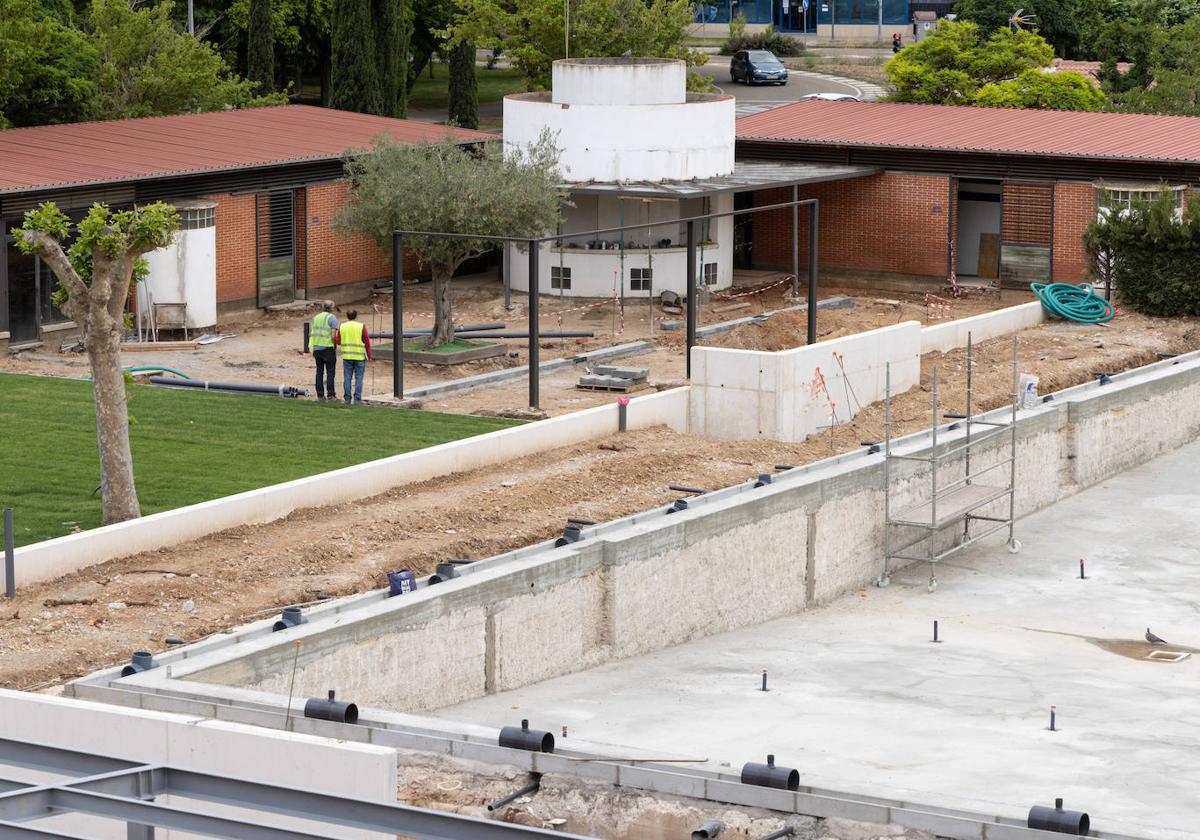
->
<box><xmin>336</xmin><ymin>132</ymin><xmax>565</xmax><ymax>346</ymax></box>
<box><xmin>15</xmin><ymin>202</ymin><xmax>180</xmax><ymax>524</ymax></box>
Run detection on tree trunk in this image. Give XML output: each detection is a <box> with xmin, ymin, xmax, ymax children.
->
<box><xmin>87</xmin><ymin>333</ymin><xmax>141</xmax><ymax>524</ymax></box>
<box><xmin>430</xmin><ymin>262</ymin><xmax>455</xmax><ymax>346</ymax></box>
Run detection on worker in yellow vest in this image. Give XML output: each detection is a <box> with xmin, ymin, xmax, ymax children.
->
<box><xmin>335</xmin><ymin>308</ymin><xmax>371</xmax><ymax>405</ymax></box>
<box><xmin>308</xmin><ymin>301</ymin><xmax>339</xmax><ymax>401</ymax></box>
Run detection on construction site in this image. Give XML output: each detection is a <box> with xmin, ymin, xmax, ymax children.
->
<box><xmin>3</xmin><ymin>58</ymin><xmax>1200</xmax><ymax>840</ymax></box>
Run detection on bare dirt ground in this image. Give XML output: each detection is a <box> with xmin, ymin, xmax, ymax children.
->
<box><xmin>2</xmin><ymin>305</ymin><xmax>1196</xmax><ymax>692</ymax></box>
<box><xmin>0</xmin><ymin>272</ymin><xmax>1021</xmax><ymax>419</ymax></box>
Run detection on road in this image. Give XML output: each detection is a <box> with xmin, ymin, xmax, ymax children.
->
<box><xmin>695</xmin><ymin>59</ymin><xmax>866</xmax><ymax>116</ymax></box>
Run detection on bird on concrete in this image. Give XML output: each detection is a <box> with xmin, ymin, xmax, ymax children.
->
<box><xmin>1146</xmin><ymin>628</ymin><xmax>1168</xmax><ymax>645</ymax></box>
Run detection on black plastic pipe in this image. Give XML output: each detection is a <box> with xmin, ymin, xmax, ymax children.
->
<box><xmin>487</xmin><ymin>776</ymin><xmax>542</xmax><ymax>812</ymax></box>
<box><xmin>1028</xmin><ymin>799</ymin><xmax>1089</xmax><ymax>835</ymax></box>
<box><xmin>304</xmin><ymin>690</ymin><xmax>359</xmax><ymax>724</ymax></box>
<box><xmin>121</xmin><ymin>651</ymin><xmax>158</xmax><ymax>678</ymax></box>
<box><xmin>692</xmin><ymin>820</ymin><xmax>724</xmax><ymax>840</ymax></box>
<box><xmin>272</xmin><ymin>606</ymin><xmax>307</xmax><ymax>632</ymax></box>
<box><xmin>3</xmin><ymin>508</ymin><xmax>13</xmax><ymax>598</ymax></box>
<box><xmin>375</xmin><ymin>323</ymin><xmax>507</xmax><ymax>339</ymax></box>
<box><xmin>669</xmin><ymin>484</ymin><xmax>705</xmax><ymax>495</ymax></box>
<box><xmin>758</xmin><ymin>828</ymin><xmax>795</xmax><ymax>840</ymax></box>
<box><xmin>741</xmin><ymin>755</ymin><xmax>799</xmax><ymax>791</ymax></box>
<box><xmin>147</xmin><ymin>377</ymin><xmax>307</xmax><ymax>398</ymax></box>
<box><xmin>498</xmin><ymin>719</ymin><xmax>554</xmax><ymax>753</ymax></box>
<box><xmin>450</xmin><ymin>331</ymin><xmax>594</xmax><ymax>339</ymax></box>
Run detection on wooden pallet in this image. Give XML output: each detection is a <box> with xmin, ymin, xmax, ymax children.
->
<box><xmin>575</xmin><ymin>381</ymin><xmax>651</xmax><ymax>393</ymax></box>
<box><xmin>120</xmin><ymin>341</ymin><xmax>199</xmax><ymax>352</ymax></box>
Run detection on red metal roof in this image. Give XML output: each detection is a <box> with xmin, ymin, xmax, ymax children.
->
<box><xmin>736</xmin><ymin>100</ymin><xmax>1200</xmax><ymax>165</ymax></box>
<box><xmin>0</xmin><ymin>105</ymin><xmax>492</xmax><ymax>194</ymax></box>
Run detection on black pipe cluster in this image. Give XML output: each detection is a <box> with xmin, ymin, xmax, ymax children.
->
<box><xmin>1028</xmin><ymin>798</ymin><xmax>1090</xmax><ymax>835</ymax></box>
<box><xmin>498</xmin><ymin>719</ymin><xmax>554</xmax><ymax>753</ymax></box>
<box><xmin>147</xmin><ymin>377</ymin><xmax>307</xmax><ymax>398</ymax></box>
<box><xmin>272</xmin><ymin>606</ymin><xmax>307</xmax><ymax>632</ymax></box>
<box><xmin>741</xmin><ymin>754</ymin><xmax>799</xmax><ymax>791</ymax></box>
<box><xmin>120</xmin><ymin>651</ymin><xmax>158</xmax><ymax>678</ymax></box>
<box><xmin>304</xmin><ymin>690</ymin><xmax>358</xmax><ymax>724</ymax></box>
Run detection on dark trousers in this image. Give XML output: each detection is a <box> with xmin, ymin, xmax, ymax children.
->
<box><xmin>313</xmin><ymin>347</ymin><xmax>336</xmax><ymax>399</ymax></box>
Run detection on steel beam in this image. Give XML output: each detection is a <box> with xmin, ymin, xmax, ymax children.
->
<box><xmin>0</xmin><ymin>821</ymin><xmax>93</xmax><ymax>839</ymax></box>
<box><xmin>0</xmin><ymin>739</ymin><xmax>137</xmax><ymax>778</ymax></box>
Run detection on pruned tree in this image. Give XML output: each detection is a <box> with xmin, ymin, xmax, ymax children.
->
<box><xmin>336</xmin><ymin>132</ymin><xmax>565</xmax><ymax>346</ymax></box>
<box><xmin>15</xmin><ymin>202</ymin><xmax>180</xmax><ymax>525</ymax></box>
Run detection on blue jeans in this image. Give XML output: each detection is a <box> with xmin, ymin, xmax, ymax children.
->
<box><xmin>343</xmin><ymin>359</ymin><xmax>365</xmax><ymax>403</ymax></box>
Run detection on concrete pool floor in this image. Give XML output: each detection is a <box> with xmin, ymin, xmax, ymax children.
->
<box><xmin>432</xmin><ymin>440</ymin><xmax>1200</xmax><ymax>839</ymax></box>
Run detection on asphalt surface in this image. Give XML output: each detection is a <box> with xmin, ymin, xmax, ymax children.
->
<box><xmin>695</xmin><ymin>58</ymin><xmax>865</xmax><ymax>116</ymax></box>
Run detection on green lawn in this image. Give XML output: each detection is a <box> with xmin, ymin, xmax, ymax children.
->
<box><xmin>0</xmin><ymin>372</ymin><xmax>519</xmax><ymax>547</ymax></box>
<box><xmin>407</xmin><ymin>63</ymin><xmax>527</xmax><ymax>112</ymax></box>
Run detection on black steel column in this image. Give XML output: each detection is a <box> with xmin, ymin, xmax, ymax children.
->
<box><xmin>392</xmin><ymin>233</ymin><xmax>403</xmax><ymax>399</ymax></box>
<box><xmin>807</xmin><ymin>202</ymin><xmax>818</xmax><ymax>345</ymax></box>
<box><xmin>686</xmin><ymin>220</ymin><xmax>696</xmax><ymax>379</ymax></box>
<box><xmin>528</xmin><ymin>240</ymin><xmax>539</xmax><ymax>408</ymax></box>
<box><xmin>791</xmin><ymin>185</ymin><xmax>799</xmax><ymax>298</ymax></box>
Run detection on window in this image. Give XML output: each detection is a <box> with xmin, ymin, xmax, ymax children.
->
<box><xmin>630</xmin><ymin>267</ymin><xmax>652</xmax><ymax>291</ymax></box>
<box><xmin>703</xmin><ymin>262</ymin><xmax>718</xmax><ymax>286</ymax></box>
<box><xmin>1099</xmin><ymin>188</ymin><xmax>1159</xmax><ymax>214</ymax></box>
<box><xmin>551</xmin><ymin>266</ymin><xmax>571</xmax><ymax>290</ymax></box>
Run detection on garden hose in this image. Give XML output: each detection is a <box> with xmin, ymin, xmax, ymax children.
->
<box><xmin>1030</xmin><ymin>282</ymin><xmax>1116</xmax><ymax>324</ymax></box>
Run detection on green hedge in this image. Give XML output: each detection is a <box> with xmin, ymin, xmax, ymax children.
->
<box><xmin>1087</xmin><ymin>186</ymin><xmax>1200</xmax><ymax>316</ymax></box>
<box><xmin>720</xmin><ymin>19</ymin><xmax>805</xmax><ymax>57</ymax></box>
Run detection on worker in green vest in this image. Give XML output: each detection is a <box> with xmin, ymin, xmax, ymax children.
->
<box><xmin>336</xmin><ymin>309</ymin><xmax>371</xmax><ymax>405</ymax></box>
<box><xmin>308</xmin><ymin>301</ymin><xmax>339</xmax><ymax>401</ymax></box>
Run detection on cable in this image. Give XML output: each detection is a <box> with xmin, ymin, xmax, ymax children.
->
<box><xmin>1030</xmin><ymin>282</ymin><xmax>1116</xmax><ymax>324</ymax></box>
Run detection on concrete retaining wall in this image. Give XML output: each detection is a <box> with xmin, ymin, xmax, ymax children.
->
<box><xmin>690</xmin><ymin>321</ymin><xmax>922</xmax><ymax>441</ymax></box>
<box><xmin>11</xmin><ymin>387</ymin><xmax>690</xmax><ymax>587</ymax></box>
<box><xmin>920</xmin><ymin>300</ymin><xmax>1046</xmax><ymax>354</ymax></box>
<box><xmin>176</xmin><ymin>353</ymin><xmax>1200</xmax><ymax>716</ymax></box>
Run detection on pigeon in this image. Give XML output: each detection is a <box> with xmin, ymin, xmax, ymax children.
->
<box><xmin>1146</xmin><ymin>628</ymin><xmax>1168</xmax><ymax>645</ymax></box>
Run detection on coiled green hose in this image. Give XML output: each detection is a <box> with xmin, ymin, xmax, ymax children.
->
<box><xmin>1030</xmin><ymin>282</ymin><xmax>1116</xmax><ymax>324</ymax></box>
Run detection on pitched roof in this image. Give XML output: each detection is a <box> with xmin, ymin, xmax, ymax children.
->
<box><xmin>0</xmin><ymin>105</ymin><xmax>493</xmax><ymax>195</ymax></box>
<box><xmin>736</xmin><ymin>100</ymin><xmax>1200</xmax><ymax>165</ymax></box>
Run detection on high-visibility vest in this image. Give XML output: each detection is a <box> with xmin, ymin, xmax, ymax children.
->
<box><xmin>340</xmin><ymin>320</ymin><xmax>366</xmax><ymax>361</ymax></box>
<box><xmin>309</xmin><ymin>311</ymin><xmax>335</xmax><ymax>351</ymax></box>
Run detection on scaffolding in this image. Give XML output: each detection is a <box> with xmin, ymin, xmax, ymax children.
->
<box><xmin>878</xmin><ymin>334</ymin><xmax>1021</xmax><ymax>592</ymax></box>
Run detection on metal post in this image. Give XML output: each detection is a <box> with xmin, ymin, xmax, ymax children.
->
<box><xmin>791</xmin><ymin>185</ymin><xmax>799</xmax><ymax>298</ymax></box>
<box><xmin>528</xmin><ymin>241</ymin><xmax>540</xmax><ymax>409</ymax></box>
<box><xmin>302</xmin><ymin>322</ymin><xmax>310</xmax><ymax>354</ymax></box>
<box><xmin>686</xmin><ymin>220</ymin><xmax>697</xmax><ymax>379</ymax></box>
<box><xmin>4</xmin><ymin>508</ymin><xmax>13</xmax><ymax>598</ymax></box>
<box><xmin>830</xmin><ymin>0</ymin><xmax>836</xmax><ymax>40</ymax></box>
<box><xmin>186</xmin><ymin>0</ymin><xmax>194</xmax><ymax>34</ymax></box>
<box><xmin>392</xmin><ymin>234</ymin><xmax>404</xmax><ymax>400</ymax></box>
<box><xmin>963</xmin><ymin>333</ymin><xmax>973</xmax><ymax>544</ymax></box>
<box><xmin>877</xmin><ymin>0</ymin><xmax>882</xmax><ymax>42</ymax></box>
<box><xmin>501</xmin><ymin>246</ymin><xmax>510</xmax><ymax>310</ymax></box>
<box><xmin>807</xmin><ymin>203</ymin><xmax>818</xmax><ymax>345</ymax></box>
<box><xmin>878</xmin><ymin>363</ymin><xmax>891</xmax><ymax>588</ymax></box>
<box><xmin>128</xmin><ymin>821</ymin><xmax>155</xmax><ymax>840</ymax></box>
<box><xmin>1008</xmin><ymin>336</ymin><xmax>1019</xmax><ymax>547</ymax></box>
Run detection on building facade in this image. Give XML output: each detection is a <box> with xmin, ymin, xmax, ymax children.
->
<box><xmin>735</xmin><ymin>100</ymin><xmax>1200</xmax><ymax>288</ymax></box>
<box><xmin>0</xmin><ymin>106</ymin><xmax>487</xmax><ymax>349</ymax></box>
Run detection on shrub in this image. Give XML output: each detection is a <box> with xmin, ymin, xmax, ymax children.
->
<box><xmin>1087</xmin><ymin>186</ymin><xmax>1200</xmax><ymax>316</ymax></box>
<box><xmin>720</xmin><ymin>23</ymin><xmax>804</xmax><ymax>56</ymax></box>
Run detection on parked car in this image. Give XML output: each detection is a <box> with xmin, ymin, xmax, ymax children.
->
<box><xmin>799</xmin><ymin>92</ymin><xmax>861</xmax><ymax>101</ymax></box>
<box><xmin>730</xmin><ymin>50</ymin><xmax>789</xmax><ymax>85</ymax></box>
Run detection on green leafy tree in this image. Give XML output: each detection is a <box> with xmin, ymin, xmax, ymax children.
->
<box><xmin>1103</xmin><ymin>9</ymin><xmax>1200</xmax><ymax>114</ymax></box>
<box><xmin>448</xmin><ymin>38</ymin><xmax>479</xmax><ymax>128</ymax></box>
<box><xmin>337</xmin><ymin>133</ymin><xmax>566</xmax><ymax>346</ymax></box>
<box><xmin>953</xmin><ymin>0</ymin><xmax>1080</xmax><ymax>57</ymax></box>
<box><xmin>408</xmin><ymin>0</ymin><xmax>452</xmax><ymax>94</ymax></box>
<box><xmin>222</xmin><ymin>0</ymin><xmax>333</xmax><ymax>99</ymax></box>
<box><xmin>90</xmin><ymin>0</ymin><xmax>283</xmax><ymax>119</ymax></box>
<box><xmin>446</xmin><ymin>0</ymin><xmax>711</xmax><ymax>91</ymax></box>
<box><xmin>975</xmin><ymin>68</ymin><xmax>1107</xmax><ymax>109</ymax></box>
<box><xmin>247</xmin><ymin>0</ymin><xmax>276</xmax><ymax>92</ymax></box>
<box><xmin>885</xmin><ymin>20</ymin><xmax>1099</xmax><ymax>109</ymax></box>
<box><xmin>14</xmin><ymin>202</ymin><xmax>181</xmax><ymax>525</ymax></box>
<box><xmin>0</xmin><ymin>0</ymin><xmax>97</xmax><ymax>127</ymax></box>
<box><xmin>330</xmin><ymin>0</ymin><xmax>382</xmax><ymax>112</ymax></box>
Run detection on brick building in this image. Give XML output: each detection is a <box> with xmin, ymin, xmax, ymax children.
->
<box><xmin>736</xmin><ymin>100</ymin><xmax>1200</xmax><ymax>288</ymax></box>
<box><xmin>0</xmin><ymin>106</ymin><xmax>487</xmax><ymax>348</ymax></box>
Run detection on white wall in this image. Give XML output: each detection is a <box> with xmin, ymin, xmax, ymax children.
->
<box><xmin>140</xmin><ymin>226</ymin><xmax>217</xmax><ymax>330</ymax></box>
<box><xmin>690</xmin><ymin>321</ymin><xmax>922</xmax><ymax>442</ymax></box>
<box><xmin>12</xmin><ymin>388</ymin><xmax>690</xmax><ymax>586</ymax></box>
<box><xmin>0</xmin><ymin>689</ymin><xmax>396</xmax><ymax>840</ymax></box>
<box><xmin>552</xmin><ymin>58</ymin><xmax>686</xmax><ymax>106</ymax></box>
<box><xmin>920</xmin><ymin>300</ymin><xmax>1045</xmax><ymax>355</ymax></box>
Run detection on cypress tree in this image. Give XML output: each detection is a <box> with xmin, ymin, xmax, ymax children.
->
<box><xmin>247</xmin><ymin>0</ymin><xmax>275</xmax><ymax>93</ymax></box>
<box><xmin>331</xmin><ymin>0</ymin><xmax>382</xmax><ymax>114</ymax></box>
<box><xmin>447</xmin><ymin>39</ymin><xmax>478</xmax><ymax>129</ymax></box>
<box><xmin>374</xmin><ymin>0</ymin><xmax>410</xmax><ymax>118</ymax></box>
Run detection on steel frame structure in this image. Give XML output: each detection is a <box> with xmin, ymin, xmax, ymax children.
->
<box><xmin>879</xmin><ymin>334</ymin><xmax>1021</xmax><ymax>592</ymax></box>
<box><xmin>0</xmin><ymin>736</ymin><xmax>591</xmax><ymax>840</ymax></box>
<box><xmin>390</xmin><ymin>196</ymin><xmax>819</xmax><ymax>408</ymax></box>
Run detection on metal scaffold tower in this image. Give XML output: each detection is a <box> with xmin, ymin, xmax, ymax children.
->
<box><xmin>878</xmin><ymin>334</ymin><xmax>1021</xmax><ymax>592</ymax></box>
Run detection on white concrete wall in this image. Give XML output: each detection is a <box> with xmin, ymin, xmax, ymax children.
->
<box><xmin>504</xmin><ymin>93</ymin><xmax>736</xmax><ymax>182</ymax></box>
<box><xmin>552</xmin><ymin>58</ymin><xmax>686</xmax><ymax>106</ymax></box>
<box><xmin>12</xmin><ymin>388</ymin><xmax>690</xmax><ymax>587</ymax></box>
<box><xmin>919</xmin><ymin>300</ymin><xmax>1045</xmax><ymax>355</ymax></box>
<box><xmin>140</xmin><ymin>225</ymin><xmax>217</xmax><ymax>329</ymax></box>
<box><xmin>690</xmin><ymin>321</ymin><xmax>922</xmax><ymax>442</ymax></box>
<box><xmin>0</xmin><ymin>689</ymin><xmax>396</xmax><ymax>839</ymax></box>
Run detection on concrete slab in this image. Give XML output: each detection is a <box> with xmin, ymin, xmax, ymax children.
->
<box><xmin>430</xmin><ymin>440</ymin><xmax>1200</xmax><ymax>839</ymax></box>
